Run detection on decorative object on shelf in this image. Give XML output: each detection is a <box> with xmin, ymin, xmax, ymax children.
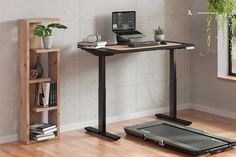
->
<box><xmin>42</xmin><ymin>36</ymin><xmax>53</xmax><ymax>49</ymax></box>
<box><xmin>34</xmin><ymin>23</ymin><xmax>67</xmax><ymax>48</ymax></box>
<box><xmin>86</xmin><ymin>34</ymin><xmax>102</xmax><ymax>42</ymax></box>
<box><xmin>207</xmin><ymin>0</ymin><xmax>236</xmax><ymax>48</ymax></box>
<box><xmin>34</xmin><ymin>57</ymin><xmax>43</xmax><ymax>77</ymax></box>
<box><xmin>77</xmin><ymin>34</ymin><xmax>106</xmax><ymax>49</ymax></box>
<box><xmin>154</xmin><ymin>26</ymin><xmax>165</xmax><ymax>41</ymax></box>
<box><xmin>30</xmin><ymin>69</ymin><xmax>38</xmax><ymax>80</ymax></box>
<box><xmin>38</xmin><ymin>83</ymin><xmax>50</xmax><ymax>107</ymax></box>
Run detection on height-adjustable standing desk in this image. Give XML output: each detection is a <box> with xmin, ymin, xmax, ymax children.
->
<box><xmin>79</xmin><ymin>41</ymin><xmax>194</xmax><ymax>141</ymax></box>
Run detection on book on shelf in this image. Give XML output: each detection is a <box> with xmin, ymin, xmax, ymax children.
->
<box><xmin>41</xmin><ymin>83</ymin><xmax>50</xmax><ymax>107</ymax></box>
<box><xmin>31</xmin><ymin>127</ymin><xmax>57</xmax><ymax>135</ymax></box>
<box><xmin>38</xmin><ymin>82</ymin><xmax>57</xmax><ymax>107</ymax></box>
<box><xmin>31</xmin><ymin>132</ymin><xmax>54</xmax><ymax>138</ymax></box>
<box><xmin>48</xmin><ymin>82</ymin><xmax>57</xmax><ymax>107</ymax></box>
<box><xmin>77</xmin><ymin>41</ymin><xmax>107</xmax><ymax>46</ymax></box>
<box><xmin>30</xmin><ymin>123</ymin><xmax>56</xmax><ymax>132</ymax></box>
<box><xmin>31</xmin><ymin>134</ymin><xmax>56</xmax><ymax>141</ymax></box>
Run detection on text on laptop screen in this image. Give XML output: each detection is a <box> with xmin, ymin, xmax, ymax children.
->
<box><xmin>112</xmin><ymin>11</ymin><xmax>135</xmax><ymax>31</ymax></box>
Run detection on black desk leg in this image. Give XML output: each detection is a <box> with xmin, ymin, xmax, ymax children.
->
<box><xmin>85</xmin><ymin>56</ymin><xmax>120</xmax><ymax>141</ymax></box>
<box><xmin>156</xmin><ymin>49</ymin><xmax>192</xmax><ymax>126</ymax></box>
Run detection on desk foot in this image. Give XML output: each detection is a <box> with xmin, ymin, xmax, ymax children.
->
<box><xmin>85</xmin><ymin>127</ymin><xmax>120</xmax><ymax>141</ymax></box>
<box><xmin>155</xmin><ymin>114</ymin><xmax>192</xmax><ymax>126</ymax></box>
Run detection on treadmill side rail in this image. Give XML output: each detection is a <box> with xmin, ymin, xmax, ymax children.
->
<box><xmin>209</xmin><ymin>145</ymin><xmax>232</xmax><ymax>154</ymax></box>
<box><xmin>144</xmin><ymin>134</ymin><xmax>165</xmax><ymax>146</ymax></box>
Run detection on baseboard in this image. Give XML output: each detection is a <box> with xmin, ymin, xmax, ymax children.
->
<box><xmin>61</xmin><ymin>108</ymin><xmax>165</xmax><ymax>132</ymax></box>
<box><xmin>0</xmin><ymin>134</ymin><xmax>17</xmax><ymax>144</ymax></box>
<box><xmin>191</xmin><ymin>103</ymin><xmax>236</xmax><ymax>120</ymax></box>
<box><xmin>0</xmin><ymin>103</ymin><xmax>191</xmax><ymax>144</ymax></box>
<box><xmin>61</xmin><ymin>103</ymin><xmax>191</xmax><ymax>132</ymax></box>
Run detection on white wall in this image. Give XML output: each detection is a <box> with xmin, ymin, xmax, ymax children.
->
<box><xmin>190</xmin><ymin>0</ymin><xmax>236</xmax><ymax>114</ymax></box>
<box><xmin>0</xmin><ymin>0</ymin><xmax>191</xmax><ymax>141</ymax></box>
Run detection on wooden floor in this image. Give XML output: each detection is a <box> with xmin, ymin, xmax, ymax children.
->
<box><xmin>1</xmin><ymin>109</ymin><xmax>236</xmax><ymax>157</ymax></box>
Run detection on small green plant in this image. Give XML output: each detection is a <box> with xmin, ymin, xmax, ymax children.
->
<box><xmin>207</xmin><ymin>0</ymin><xmax>236</xmax><ymax>48</ymax></box>
<box><xmin>154</xmin><ymin>26</ymin><xmax>164</xmax><ymax>35</ymax></box>
<box><xmin>34</xmin><ymin>23</ymin><xmax>67</xmax><ymax>37</ymax></box>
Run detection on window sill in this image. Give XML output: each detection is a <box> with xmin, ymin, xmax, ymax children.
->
<box><xmin>218</xmin><ymin>76</ymin><xmax>236</xmax><ymax>82</ymax></box>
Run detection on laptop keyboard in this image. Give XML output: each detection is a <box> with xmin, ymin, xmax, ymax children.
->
<box><xmin>128</xmin><ymin>41</ymin><xmax>167</xmax><ymax>47</ymax></box>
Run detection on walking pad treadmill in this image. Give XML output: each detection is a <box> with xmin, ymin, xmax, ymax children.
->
<box><xmin>124</xmin><ymin>121</ymin><xmax>236</xmax><ymax>155</ymax></box>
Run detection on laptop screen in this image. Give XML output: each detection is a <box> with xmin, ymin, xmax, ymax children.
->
<box><xmin>112</xmin><ymin>11</ymin><xmax>136</xmax><ymax>31</ymax></box>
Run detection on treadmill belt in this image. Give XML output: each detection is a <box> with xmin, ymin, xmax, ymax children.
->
<box><xmin>139</xmin><ymin>124</ymin><xmax>228</xmax><ymax>151</ymax></box>
<box><xmin>125</xmin><ymin>121</ymin><xmax>236</xmax><ymax>155</ymax></box>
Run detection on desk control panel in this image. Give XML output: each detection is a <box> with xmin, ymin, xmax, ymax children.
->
<box><xmin>128</xmin><ymin>41</ymin><xmax>167</xmax><ymax>48</ymax></box>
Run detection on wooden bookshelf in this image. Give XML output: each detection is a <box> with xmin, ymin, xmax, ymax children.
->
<box><xmin>18</xmin><ymin>18</ymin><xmax>60</xmax><ymax>144</ymax></box>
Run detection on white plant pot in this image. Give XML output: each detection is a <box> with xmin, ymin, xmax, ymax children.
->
<box><xmin>154</xmin><ymin>34</ymin><xmax>165</xmax><ymax>41</ymax></box>
<box><xmin>42</xmin><ymin>36</ymin><xmax>53</xmax><ymax>49</ymax></box>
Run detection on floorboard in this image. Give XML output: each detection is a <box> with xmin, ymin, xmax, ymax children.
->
<box><xmin>0</xmin><ymin>109</ymin><xmax>236</xmax><ymax>157</ymax></box>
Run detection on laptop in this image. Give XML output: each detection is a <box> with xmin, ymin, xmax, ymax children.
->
<box><xmin>112</xmin><ymin>11</ymin><xmax>145</xmax><ymax>39</ymax></box>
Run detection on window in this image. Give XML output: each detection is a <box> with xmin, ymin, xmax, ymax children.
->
<box><xmin>229</xmin><ymin>15</ymin><xmax>236</xmax><ymax>76</ymax></box>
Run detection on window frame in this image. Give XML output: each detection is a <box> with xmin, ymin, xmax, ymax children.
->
<box><xmin>229</xmin><ymin>15</ymin><xmax>236</xmax><ymax>76</ymax></box>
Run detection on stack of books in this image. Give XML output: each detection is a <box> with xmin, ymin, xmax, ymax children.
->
<box><xmin>77</xmin><ymin>41</ymin><xmax>107</xmax><ymax>49</ymax></box>
<box><xmin>30</xmin><ymin>123</ymin><xmax>57</xmax><ymax>141</ymax></box>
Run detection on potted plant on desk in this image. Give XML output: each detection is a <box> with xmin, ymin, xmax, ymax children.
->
<box><xmin>34</xmin><ymin>23</ymin><xmax>67</xmax><ymax>48</ymax></box>
<box><xmin>154</xmin><ymin>26</ymin><xmax>165</xmax><ymax>42</ymax></box>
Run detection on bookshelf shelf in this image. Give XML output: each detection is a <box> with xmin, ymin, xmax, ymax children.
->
<box><xmin>18</xmin><ymin>18</ymin><xmax>61</xmax><ymax>144</ymax></box>
<box><xmin>30</xmin><ymin>48</ymin><xmax>60</xmax><ymax>54</ymax></box>
<box><xmin>32</xmin><ymin>106</ymin><xmax>58</xmax><ymax>112</ymax></box>
<box><xmin>20</xmin><ymin>18</ymin><xmax>59</xmax><ymax>24</ymax></box>
<box><xmin>29</xmin><ymin>77</ymin><xmax>51</xmax><ymax>84</ymax></box>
